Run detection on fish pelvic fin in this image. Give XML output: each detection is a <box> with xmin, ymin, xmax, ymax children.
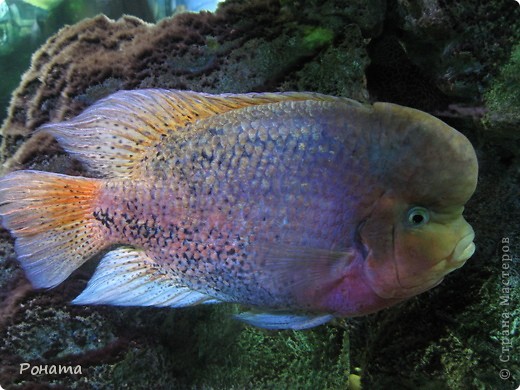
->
<box><xmin>0</xmin><ymin>170</ymin><xmax>106</xmax><ymax>288</ymax></box>
<box><xmin>38</xmin><ymin>89</ymin><xmax>359</xmax><ymax>179</ymax></box>
<box><xmin>235</xmin><ymin>310</ymin><xmax>334</xmax><ymax>330</ymax></box>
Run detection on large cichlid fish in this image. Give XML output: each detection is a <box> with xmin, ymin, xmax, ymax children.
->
<box><xmin>0</xmin><ymin>90</ymin><xmax>478</xmax><ymax>329</ymax></box>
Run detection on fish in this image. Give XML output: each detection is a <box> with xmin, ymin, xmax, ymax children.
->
<box><xmin>0</xmin><ymin>89</ymin><xmax>478</xmax><ymax>329</ymax></box>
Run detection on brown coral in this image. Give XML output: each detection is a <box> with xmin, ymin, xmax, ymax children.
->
<box><xmin>1</xmin><ymin>0</ymin><xmax>375</xmax><ymax>170</ymax></box>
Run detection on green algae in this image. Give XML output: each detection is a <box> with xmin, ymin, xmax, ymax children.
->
<box><xmin>165</xmin><ymin>306</ymin><xmax>350</xmax><ymax>389</ymax></box>
<box><xmin>106</xmin><ymin>305</ymin><xmax>350</xmax><ymax>389</ymax></box>
<box><xmin>302</xmin><ymin>26</ymin><xmax>334</xmax><ymax>51</ymax></box>
<box><xmin>287</xmin><ymin>25</ymin><xmax>369</xmax><ymax>100</ymax></box>
<box><xmin>224</xmin><ymin>324</ymin><xmax>350</xmax><ymax>388</ymax></box>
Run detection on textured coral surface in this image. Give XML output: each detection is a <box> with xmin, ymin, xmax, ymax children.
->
<box><xmin>0</xmin><ymin>0</ymin><xmax>519</xmax><ymax>389</ymax></box>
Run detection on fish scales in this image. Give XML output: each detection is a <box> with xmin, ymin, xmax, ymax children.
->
<box><xmin>93</xmin><ymin>100</ymin><xmax>358</xmax><ymax>308</ymax></box>
<box><xmin>0</xmin><ymin>89</ymin><xmax>478</xmax><ymax>329</ymax></box>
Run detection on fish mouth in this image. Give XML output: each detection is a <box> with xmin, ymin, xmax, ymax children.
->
<box><xmin>363</xmin><ymin>226</ymin><xmax>476</xmax><ymax>301</ymax></box>
<box><xmin>429</xmin><ymin>232</ymin><xmax>475</xmax><ymax>278</ymax></box>
<box><xmin>449</xmin><ymin>231</ymin><xmax>476</xmax><ymax>265</ymax></box>
<box><xmin>390</xmin><ymin>232</ymin><xmax>476</xmax><ymax>299</ymax></box>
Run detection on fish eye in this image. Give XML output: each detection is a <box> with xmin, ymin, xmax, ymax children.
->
<box><xmin>406</xmin><ymin>207</ymin><xmax>430</xmax><ymax>227</ymax></box>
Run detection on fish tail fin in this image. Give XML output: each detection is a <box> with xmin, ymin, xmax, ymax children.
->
<box><xmin>0</xmin><ymin>170</ymin><xmax>106</xmax><ymax>288</ymax></box>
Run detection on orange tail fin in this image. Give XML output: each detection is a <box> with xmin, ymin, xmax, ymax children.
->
<box><xmin>0</xmin><ymin>170</ymin><xmax>105</xmax><ymax>288</ymax></box>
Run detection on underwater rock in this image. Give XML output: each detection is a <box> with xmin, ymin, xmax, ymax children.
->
<box><xmin>279</xmin><ymin>0</ymin><xmax>385</xmax><ymax>36</ymax></box>
<box><xmin>285</xmin><ymin>26</ymin><xmax>369</xmax><ymax>100</ymax></box>
<box><xmin>1</xmin><ymin>0</ymin><xmax>378</xmax><ymax>170</ymax></box>
<box><xmin>397</xmin><ymin>0</ymin><xmax>520</xmax><ymax>98</ymax></box>
<box><xmin>368</xmin><ymin>0</ymin><xmax>520</xmax><ymax>110</ymax></box>
<box><xmin>483</xmin><ymin>43</ymin><xmax>520</xmax><ymax>154</ymax></box>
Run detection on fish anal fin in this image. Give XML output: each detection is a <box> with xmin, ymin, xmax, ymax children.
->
<box><xmin>73</xmin><ymin>247</ymin><xmax>220</xmax><ymax>307</ymax></box>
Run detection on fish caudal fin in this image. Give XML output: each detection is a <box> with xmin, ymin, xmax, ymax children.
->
<box><xmin>0</xmin><ymin>170</ymin><xmax>105</xmax><ymax>288</ymax></box>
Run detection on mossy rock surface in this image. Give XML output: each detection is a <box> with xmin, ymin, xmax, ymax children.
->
<box><xmin>483</xmin><ymin>43</ymin><xmax>520</xmax><ymax>154</ymax></box>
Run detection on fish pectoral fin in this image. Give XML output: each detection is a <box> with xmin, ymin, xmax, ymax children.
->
<box><xmin>37</xmin><ymin>89</ymin><xmax>360</xmax><ymax>179</ymax></box>
<box><xmin>73</xmin><ymin>247</ymin><xmax>220</xmax><ymax>307</ymax></box>
<box><xmin>255</xmin><ymin>244</ymin><xmax>358</xmax><ymax>293</ymax></box>
<box><xmin>235</xmin><ymin>310</ymin><xmax>334</xmax><ymax>330</ymax></box>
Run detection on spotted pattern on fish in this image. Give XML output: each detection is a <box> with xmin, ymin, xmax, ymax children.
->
<box><xmin>89</xmin><ymin>100</ymin><xmax>360</xmax><ymax>308</ymax></box>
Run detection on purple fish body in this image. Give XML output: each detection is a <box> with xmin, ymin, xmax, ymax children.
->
<box><xmin>0</xmin><ymin>90</ymin><xmax>478</xmax><ymax>329</ymax></box>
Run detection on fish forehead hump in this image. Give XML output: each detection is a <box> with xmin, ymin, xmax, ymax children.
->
<box><xmin>367</xmin><ymin>102</ymin><xmax>478</xmax><ymax>206</ymax></box>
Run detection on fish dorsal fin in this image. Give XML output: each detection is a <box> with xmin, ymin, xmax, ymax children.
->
<box><xmin>39</xmin><ymin>89</ymin><xmax>349</xmax><ymax>178</ymax></box>
<box><xmin>73</xmin><ymin>247</ymin><xmax>220</xmax><ymax>307</ymax></box>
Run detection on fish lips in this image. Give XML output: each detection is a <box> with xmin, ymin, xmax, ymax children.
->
<box><xmin>449</xmin><ymin>231</ymin><xmax>476</xmax><ymax>265</ymax></box>
<box><xmin>364</xmin><ymin>231</ymin><xmax>476</xmax><ymax>300</ymax></box>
